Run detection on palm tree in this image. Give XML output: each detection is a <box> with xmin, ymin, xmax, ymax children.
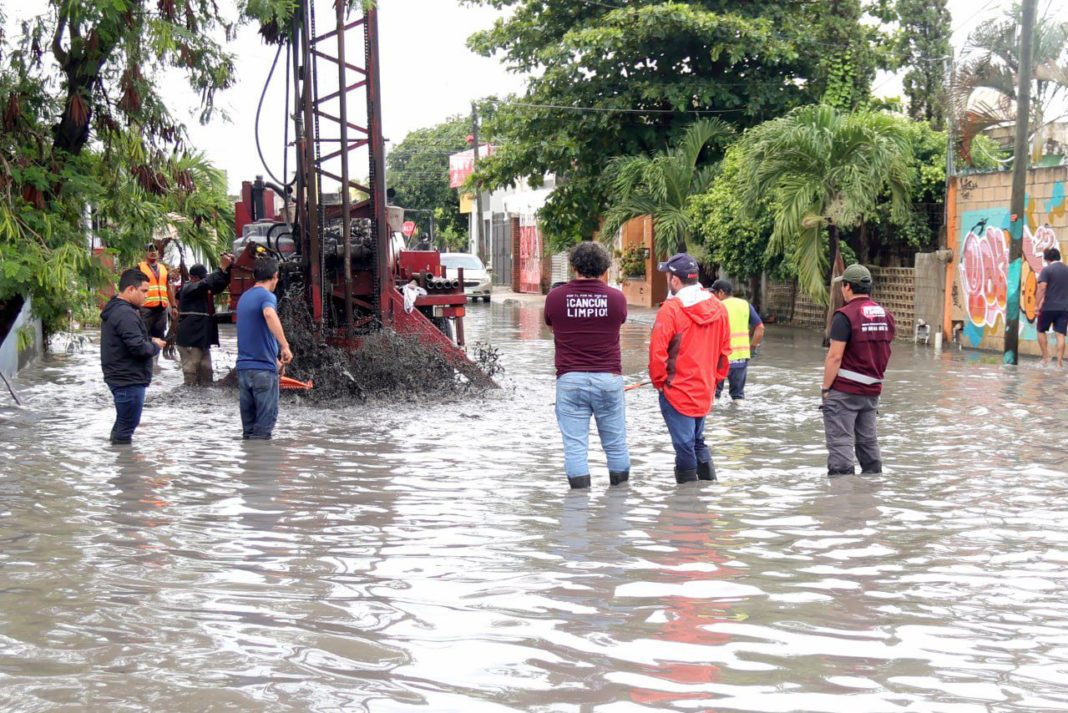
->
<box><xmin>600</xmin><ymin>118</ymin><xmax>732</xmax><ymax>257</ymax></box>
<box><xmin>737</xmin><ymin>104</ymin><xmax>914</xmax><ymax>305</ymax></box>
<box><xmin>954</xmin><ymin>8</ymin><xmax>1068</xmax><ymax>163</ymax></box>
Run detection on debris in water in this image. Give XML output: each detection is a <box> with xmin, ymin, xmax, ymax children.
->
<box><xmin>270</xmin><ymin>289</ymin><xmax>499</xmax><ymax>402</ymax></box>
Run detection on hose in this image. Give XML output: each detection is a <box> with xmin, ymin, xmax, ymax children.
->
<box><xmin>0</xmin><ymin>371</ymin><xmax>22</xmax><ymax>406</ymax></box>
<box><xmin>255</xmin><ymin>43</ymin><xmax>296</xmax><ymax>188</ymax></box>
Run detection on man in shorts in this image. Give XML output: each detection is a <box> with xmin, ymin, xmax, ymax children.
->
<box><xmin>1037</xmin><ymin>247</ymin><xmax>1068</xmax><ymax>367</ymax></box>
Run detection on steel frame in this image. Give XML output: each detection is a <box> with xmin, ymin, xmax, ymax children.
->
<box><xmin>292</xmin><ymin>0</ymin><xmax>391</xmax><ymax>334</ymax></box>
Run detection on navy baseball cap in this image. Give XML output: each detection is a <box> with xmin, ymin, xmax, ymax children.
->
<box><xmin>657</xmin><ymin>253</ymin><xmax>699</xmax><ymax>279</ymax></box>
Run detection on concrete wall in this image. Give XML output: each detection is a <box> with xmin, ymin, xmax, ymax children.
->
<box><xmin>0</xmin><ymin>296</ymin><xmax>44</xmax><ymax>378</ymax></box>
<box><xmin>913</xmin><ymin>252</ymin><xmax>946</xmax><ymax>338</ymax></box>
<box><xmin>945</xmin><ymin>167</ymin><xmax>1068</xmax><ymax>355</ymax></box>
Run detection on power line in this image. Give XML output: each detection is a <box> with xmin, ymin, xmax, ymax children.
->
<box><xmin>485</xmin><ymin>98</ymin><xmax>746</xmax><ymax>115</ymax></box>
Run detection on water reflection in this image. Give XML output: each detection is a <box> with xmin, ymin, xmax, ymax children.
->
<box><xmin>0</xmin><ymin>303</ymin><xmax>1067</xmax><ymax>710</ymax></box>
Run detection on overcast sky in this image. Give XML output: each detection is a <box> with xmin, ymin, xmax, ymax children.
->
<box><xmin>3</xmin><ymin>0</ymin><xmax>1029</xmax><ymax>193</ymax></box>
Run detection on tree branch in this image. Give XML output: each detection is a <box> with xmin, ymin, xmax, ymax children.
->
<box><xmin>52</xmin><ymin>15</ymin><xmax>68</xmax><ymax>67</ymax></box>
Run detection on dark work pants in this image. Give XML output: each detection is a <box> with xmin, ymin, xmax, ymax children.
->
<box><xmin>141</xmin><ymin>306</ymin><xmax>168</xmax><ymax>340</ymax></box>
<box><xmin>239</xmin><ymin>369</ymin><xmax>279</xmax><ymax>440</ymax></box>
<box><xmin>715</xmin><ymin>360</ymin><xmax>748</xmax><ymax>400</ymax></box>
<box><xmin>109</xmin><ymin>384</ymin><xmax>146</xmax><ymax>443</ymax></box>
<box><xmin>822</xmin><ymin>389</ymin><xmax>881</xmax><ymax>475</ymax></box>
<box><xmin>658</xmin><ymin>391</ymin><xmax>712</xmax><ymax>471</ymax></box>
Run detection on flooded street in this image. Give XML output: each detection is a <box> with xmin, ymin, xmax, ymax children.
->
<box><xmin>2</xmin><ymin>299</ymin><xmax>1068</xmax><ymax>711</ymax></box>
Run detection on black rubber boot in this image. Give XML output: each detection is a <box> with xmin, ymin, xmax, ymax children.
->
<box><xmin>568</xmin><ymin>475</ymin><xmax>591</xmax><ymax>489</ymax></box>
<box><xmin>674</xmin><ymin>468</ymin><xmax>698</xmax><ymax>484</ymax></box>
<box><xmin>827</xmin><ymin>467</ymin><xmax>855</xmax><ymax>477</ymax></box>
<box><xmin>609</xmin><ymin>469</ymin><xmax>630</xmax><ymax>486</ymax></box>
<box><xmin>860</xmin><ymin>460</ymin><xmax>882</xmax><ymax>475</ymax></box>
<box><xmin>696</xmin><ymin>460</ymin><xmax>717</xmax><ymax>482</ymax></box>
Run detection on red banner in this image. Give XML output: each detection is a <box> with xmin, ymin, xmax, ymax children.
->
<box><xmin>518</xmin><ymin>216</ymin><xmax>541</xmax><ymax>294</ymax></box>
<box><xmin>448</xmin><ymin>144</ymin><xmax>496</xmax><ymax>188</ymax></box>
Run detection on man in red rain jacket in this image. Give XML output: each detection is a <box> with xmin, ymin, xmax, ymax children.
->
<box><xmin>648</xmin><ymin>253</ymin><xmax>732</xmax><ymax>484</ymax></box>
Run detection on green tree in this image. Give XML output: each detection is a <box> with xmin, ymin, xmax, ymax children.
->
<box><xmin>955</xmin><ymin>7</ymin><xmax>1068</xmax><ymax>161</ymax></box>
<box><xmin>690</xmin><ymin>143</ymin><xmax>778</xmax><ymax>282</ymax></box>
<box><xmin>737</xmin><ymin>105</ymin><xmax>915</xmax><ymax>304</ymax></box>
<box><xmin>0</xmin><ymin>0</ymin><xmax>247</xmax><ymax>338</ymax></box>
<box><xmin>812</xmin><ymin>0</ymin><xmax>885</xmax><ymax>110</ymax></box>
<box><xmin>600</xmin><ymin>118</ymin><xmax>731</xmax><ymax>257</ymax></box>
<box><xmin>464</xmin><ymin>0</ymin><xmax>885</xmax><ymax>248</ymax></box>
<box><xmin>895</xmin><ymin>0</ymin><xmax>952</xmax><ymax>129</ymax></box>
<box><xmin>386</xmin><ymin>115</ymin><xmax>471</xmax><ymax>249</ymax></box>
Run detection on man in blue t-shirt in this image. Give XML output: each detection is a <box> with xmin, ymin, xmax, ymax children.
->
<box><xmin>236</xmin><ymin>257</ymin><xmax>293</xmax><ymax>439</ymax></box>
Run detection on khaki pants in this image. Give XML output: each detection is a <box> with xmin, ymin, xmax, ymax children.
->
<box><xmin>178</xmin><ymin>346</ymin><xmax>214</xmax><ymax>386</ymax></box>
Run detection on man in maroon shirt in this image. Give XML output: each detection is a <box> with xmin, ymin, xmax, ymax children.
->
<box><xmin>544</xmin><ymin>242</ymin><xmax>630</xmax><ymax>489</ymax></box>
<box><xmin>821</xmin><ymin>264</ymin><xmax>895</xmax><ymax>476</ymax></box>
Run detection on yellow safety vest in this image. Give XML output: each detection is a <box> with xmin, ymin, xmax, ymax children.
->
<box><xmin>139</xmin><ymin>261</ymin><xmax>170</xmax><ymax>308</ymax></box>
<box><xmin>723</xmin><ymin>296</ymin><xmax>752</xmax><ymax>361</ymax></box>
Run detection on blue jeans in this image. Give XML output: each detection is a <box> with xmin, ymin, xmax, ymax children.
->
<box><xmin>555</xmin><ymin>372</ymin><xmax>630</xmax><ymax>478</ymax></box>
<box><xmin>109</xmin><ymin>384</ymin><xmax>146</xmax><ymax>443</ymax></box>
<box><xmin>658</xmin><ymin>391</ymin><xmax>711</xmax><ymax>471</ymax></box>
<box><xmin>715</xmin><ymin>360</ymin><xmax>748</xmax><ymax>400</ymax></box>
<box><xmin>239</xmin><ymin>369</ymin><xmax>279</xmax><ymax>440</ymax></box>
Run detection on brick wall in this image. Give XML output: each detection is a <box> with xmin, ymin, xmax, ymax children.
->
<box><xmin>765</xmin><ymin>266</ymin><xmax>915</xmax><ymax>338</ymax></box>
<box><xmin>870</xmin><ymin>267</ymin><xmax>914</xmax><ymax>337</ymax></box>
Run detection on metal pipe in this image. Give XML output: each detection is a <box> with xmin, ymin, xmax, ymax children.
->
<box><xmin>298</xmin><ymin>0</ymin><xmax>323</xmax><ymax>323</ymax></box>
<box><xmin>336</xmin><ymin>0</ymin><xmax>354</xmax><ymax>338</ymax></box>
<box><xmin>365</xmin><ymin>6</ymin><xmax>391</xmax><ymax>327</ymax></box>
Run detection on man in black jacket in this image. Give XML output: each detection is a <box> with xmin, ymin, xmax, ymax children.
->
<box><xmin>176</xmin><ymin>253</ymin><xmax>233</xmax><ymax>386</ymax></box>
<box><xmin>101</xmin><ymin>269</ymin><xmax>167</xmax><ymax>444</ymax></box>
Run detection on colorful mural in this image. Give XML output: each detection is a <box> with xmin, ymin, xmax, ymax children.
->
<box><xmin>956</xmin><ymin>181</ymin><xmax>1067</xmax><ymax>348</ymax></box>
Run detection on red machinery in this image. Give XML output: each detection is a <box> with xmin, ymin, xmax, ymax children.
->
<box><xmin>225</xmin><ymin>1</ymin><xmax>472</xmax><ymax>360</ymax></box>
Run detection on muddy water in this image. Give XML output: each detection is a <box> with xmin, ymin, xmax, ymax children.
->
<box><xmin>1</xmin><ymin>299</ymin><xmax>1067</xmax><ymax>711</ymax></box>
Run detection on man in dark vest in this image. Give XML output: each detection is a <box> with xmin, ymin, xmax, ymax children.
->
<box><xmin>176</xmin><ymin>253</ymin><xmax>233</xmax><ymax>386</ymax></box>
<box><xmin>820</xmin><ymin>264</ymin><xmax>895</xmax><ymax>476</ymax></box>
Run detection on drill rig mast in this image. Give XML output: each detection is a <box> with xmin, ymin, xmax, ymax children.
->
<box><xmin>230</xmin><ymin>0</ymin><xmax>474</xmax><ymax>360</ymax></box>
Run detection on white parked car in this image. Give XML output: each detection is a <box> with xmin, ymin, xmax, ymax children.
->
<box><xmin>440</xmin><ymin>252</ymin><xmax>492</xmax><ymax>303</ymax></box>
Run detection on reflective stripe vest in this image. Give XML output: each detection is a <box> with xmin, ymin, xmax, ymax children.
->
<box><xmin>723</xmin><ymin>297</ymin><xmax>752</xmax><ymax>361</ymax></box>
<box><xmin>138</xmin><ymin>261</ymin><xmax>170</xmax><ymax>308</ymax></box>
<box><xmin>831</xmin><ymin>297</ymin><xmax>895</xmax><ymax>396</ymax></box>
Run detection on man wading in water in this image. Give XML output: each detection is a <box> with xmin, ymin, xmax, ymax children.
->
<box><xmin>100</xmin><ymin>269</ymin><xmax>167</xmax><ymax>444</ymax></box>
<box><xmin>236</xmin><ymin>257</ymin><xmax>293</xmax><ymax>440</ymax></box>
<box><xmin>137</xmin><ymin>242</ymin><xmax>177</xmax><ymax>367</ymax></box>
<box><xmin>544</xmin><ymin>242</ymin><xmax>630</xmax><ymax>490</ymax></box>
<box><xmin>1036</xmin><ymin>247</ymin><xmax>1068</xmax><ymax>367</ymax></box>
<box><xmin>176</xmin><ymin>254</ymin><xmax>233</xmax><ymax>386</ymax></box>
<box><xmin>649</xmin><ymin>253</ymin><xmax>731</xmax><ymax>484</ymax></box>
<box><xmin>821</xmin><ymin>264</ymin><xmax>895</xmax><ymax>476</ymax></box>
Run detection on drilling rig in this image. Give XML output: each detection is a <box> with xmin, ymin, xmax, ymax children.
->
<box><xmin>225</xmin><ymin>0</ymin><xmax>477</xmax><ymax>368</ymax></box>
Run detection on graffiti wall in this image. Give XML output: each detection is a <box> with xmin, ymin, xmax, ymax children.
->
<box><xmin>948</xmin><ymin>167</ymin><xmax>1068</xmax><ymax>354</ymax></box>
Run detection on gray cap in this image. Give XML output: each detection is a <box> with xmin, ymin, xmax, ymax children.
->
<box><xmin>833</xmin><ymin>264</ymin><xmax>872</xmax><ymax>285</ymax></box>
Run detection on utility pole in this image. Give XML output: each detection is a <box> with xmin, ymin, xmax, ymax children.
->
<box><xmin>940</xmin><ymin>50</ymin><xmax>955</xmax><ymax>251</ymax></box>
<box><xmin>1004</xmin><ymin>0</ymin><xmax>1037</xmax><ymax>365</ymax></box>
<box><xmin>471</xmin><ymin>101</ymin><xmax>485</xmax><ymax>261</ymax></box>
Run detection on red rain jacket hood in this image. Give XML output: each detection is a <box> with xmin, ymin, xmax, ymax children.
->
<box><xmin>648</xmin><ymin>285</ymin><xmax>732</xmax><ymax>417</ymax></box>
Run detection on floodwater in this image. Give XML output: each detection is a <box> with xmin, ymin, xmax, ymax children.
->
<box><xmin>1</xmin><ymin>299</ymin><xmax>1067</xmax><ymax>712</ymax></box>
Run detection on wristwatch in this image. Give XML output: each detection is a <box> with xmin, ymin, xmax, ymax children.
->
<box><xmin>821</xmin><ymin>388</ymin><xmax>830</xmax><ymax>395</ymax></box>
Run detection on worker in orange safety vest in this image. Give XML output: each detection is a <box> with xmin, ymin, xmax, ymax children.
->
<box><xmin>138</xmin><ymin>242</ymin><xmax>178</xmax><ymax>345</ymax></box>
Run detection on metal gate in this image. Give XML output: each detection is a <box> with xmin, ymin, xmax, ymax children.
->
<box><xmin>518</xmin><ymin>215</ymin><xmax>542</xmax><ymax>294</ymax></box>
<box><xmin>550</xmin><ymin>251</ymin><xmax>570</xmax><ymax>287</ymax></box>
<box><xmin>491</xmin><ymin>212</ymin><xmax>512</xmax><ymax>287</ymax></box>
